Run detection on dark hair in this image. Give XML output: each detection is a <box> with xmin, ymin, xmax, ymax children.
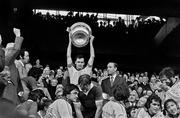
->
<box><xmin>113</xmin><ymin>84</ymin><xmax>130</xmax><ymax>101</ymax></box>
<box><xmin>17</xmin><ymin>49</ymin><xmax>28</xmax><ymax>60</ymax></box>
<box><xmin>145</xmin><ymin>93</ymin><xmax>162</xmax><ymax>109</ymax></box>
<box><xmin>40</xmin><ymin>98</ymin><xmax>52</xmax><ymax>110</ymax></box>
<box><xmin>63</xmin><ymin>84</ymin><xmax>79</xmax><ymax>96</ymax></box>
<box><xmin>75</xmin><ymin>55</ymin><xmax>84</xmax><ymax>61</ymax></box>
<box><xmin>28</xmin><ymin>89</ymin><xmax>45</xmax><ymax>101</ymax></box>
<box><xmin>159</xmin><ymin>67</ymin><xmax>174</xmax><ymax>80</ymax></box>
<box><xmin>164</xmin><ymin>99</ymin><xmax>179</xmax><ymax>113</ymax></box>
<box><xmin>108</xmin><ymin>62</ymin><xmax>118</xmax><ymax>69</ymax></box>
<box><xmin>78</xmin><ymin>74</ymin><xmax>91</xmax><ymax>85</ymax></box>
<box><xmin>126</xmin><ymin>106</ymin><xmax>137</xmax><ymax>117</ymax></box>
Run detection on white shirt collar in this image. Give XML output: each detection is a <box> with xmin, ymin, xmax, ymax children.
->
<box><xmin>112</xmin><ymin>73</ymin><xmax>117</xmax><ymax>79</ymax></box>
<box><xmin>110</xmin><ymin>73</ymin><xmax>117</xmax><ymax>81</ymax></box>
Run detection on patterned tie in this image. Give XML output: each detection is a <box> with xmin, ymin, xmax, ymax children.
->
<box><xmin>110</xmin><ymin>76</ymin><xmax>114</xmax><ymax>86</ymax></box>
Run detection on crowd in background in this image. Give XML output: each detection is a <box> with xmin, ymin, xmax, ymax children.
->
<box><xmin>1</xmin><ymin>10</ymin><xmax>180</xmax><ymax>118</ymax></box>
<box><xmin>1</xmin><ymin>52</ymin><xmax>180</xmax><ymax>118</ymax></box>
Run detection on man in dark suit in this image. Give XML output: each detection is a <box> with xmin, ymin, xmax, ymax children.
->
<box><xmin>101</xmin><ymin>62</ymin><xmax>129</xmax><ymax>101</ymax></box>
<box><xmin>1</xmin><ymin>28</ymin><xmax>24</xmax><ymax>105</ymax></box>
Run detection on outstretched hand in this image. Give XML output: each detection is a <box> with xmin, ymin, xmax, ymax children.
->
<box><xmin>13</xmin><ymin>28</ymin><xmax>21</xmax><ymax>37</ymax></box>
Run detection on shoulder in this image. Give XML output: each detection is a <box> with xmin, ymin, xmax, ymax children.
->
<box><xmin>102</xmin><ymin>77</ymin><xmax>109</xmax><ymax>83</ymax></box>
<box><xmin>55</xmin><ymin>99</ymin><xmax>71</xmax><ymax>107</ymax></box>
<box><xmin>136</xmin><ymin>108</ymin><xmax>149</xmax><ymax>117</ymax></box>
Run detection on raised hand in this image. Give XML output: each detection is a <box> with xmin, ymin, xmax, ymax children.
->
<box><xmin>90</xmin><ymin>35</ymin><xmax>94</xmax><ymax>43</ymax></box>
<box><xmin>13</xmin><ymin>28</ymin><xmax>21</xmax><ymax>37</ymax></box>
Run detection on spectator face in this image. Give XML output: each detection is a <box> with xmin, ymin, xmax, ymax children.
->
<box><xmin>166</xmin><ymin>101</ymin><xmax>178</xmax><ymax>116</ymax></box>
<box><xmin>137</xmin><ymin>97</ymin><xmax>147</xmax><ymax>107</ymax></box>
<box><xmin>143</xmin><ymin>77</ymin><xmax>148</xmax><ymax>83</ymax></box>
<box><xmin>107</xmin><ymin>63</ymin><xmax>117</xmax><ymax>75</ymax></box>
<box><xmin>50</xmin><ymin>79</ymin><xmax>58</xmax><ymax>86</ymax></box>
<box><xmin>130</xmin><ymin>76</ymin><xmax>135</xmax><ymax>82</ymax></box>
<box><xmin>75</xmin><ymin>58</ymin><xmax>85</xmax><ymax>70</ymax></box>
<box><xmin>36</xmin><ymin>59</ymin><xmax>40</xmax><ymax>65</ymax></box>
<box><xmin>103</xmin><ymin>70</ymin><xmax>108</xmax><ymax>76</ymax></box>
<box><xmin>128</xmin><ymin>91</ymin><xmax>137</xmax><ymax>102</ymax></box>
<box><xmin>56</xmin><ymin>86</ymin><xmax>63</xmax><ymax>97</ymax></box>
<box><xmin>148</xmin><ymin>100</ymin><xmax>161</xmax><ymax>115</ymax></box>
<box><xmin>139</xmin><ymin>77</ymin><xmax>143</xmax><ymax>83</ymax></box>
<box><xmin>150</xmin><ymin>76</ymin><xmax>156</xmax><ymax>83</ymax></box>
<box><xmin>57</xmin><ymin>69</ymin><xmax>63</xmax><ymax>76</ymax></box>
<box><xmin>23</xmin><ymin>51</ymin><xmax>30</xmax><ymax>64</ymax></box>
<box><xmin>161</xmin><ymin>75</ymin><xmax>171</xmax><ymax>86</ymax></box>
<box><xmin>133</xmin><ymin>81</ymin><xmax>138</xmax><ymax>85</ymax></box>
<box><xmin>43</xmin><ymin>67</ymin><xmax>50</xmax><ymax>76</ymax></box>
<box><xmin>67</xmin><ymin>89</ymin><xmax>79</xmax><ymax>102</ymax></box>
<box><xmin>137</xmin><ymin>87</ymin><xmax>143</xmax><ymax>95</ymax></box>
<box><xmin>147</xmin><ymin>90</ymin><xmax>152</xmax><ymax>96</ymax></box>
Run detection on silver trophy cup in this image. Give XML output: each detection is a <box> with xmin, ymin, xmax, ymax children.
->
<box><xmin>67</xmin><ymin>22</ymin><xmax>92</xmax><ymax>47</ymax></box>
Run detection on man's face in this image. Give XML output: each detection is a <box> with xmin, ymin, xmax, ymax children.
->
<box><xmin>107</xmin><ymin>63</ymin><xmax>116</xmax><ymax>75</ymax></box>
<box><xmin>161</xmin><ymin>75</ymin><xmax>171</xmax><ymax>86</ymax></box>
<box><xmin>79</xmin><ymin>84</ymin><xmax>90</xmax><ymax>93</ymax></box>
<box><xmin>128</xmin><ymin>92</ymin><xmax>136</xmax><ymax>102</ymax></box>
<box><xmin>149</xmin><ymin>100</ymin><xmax>161</xmax><ymax>115</ymax></box>
<box><xmin>75</xmin><ymin>58</ymin><xmax>85</xmax><ymax>70</ymax></box>
<box><xmin>50</xmin><ymin>79</ymin><xmax>58</xmax><ymax>87</ymax></box>
<box><xmin>137</xmin><ymin>97</ymin><xmax>147</xmax><ymax>107</ymax></box>
<box><xmin>36</xmin><ymin>59</ymin><xmax>40</xmax><ymax>64</ymax></box>
<box><xmin>23</xmin><ymin>51</ymin><xmax>30</xmax><ymax>64</ymax></box>
<box><xmin>166</xmin><ymin>101</ymin><xmax>178</xmax><ymax>116</ymax></box>
<box><xmin>68</xmin><ymin>89</ymin><xmax>79</xmax><ymax>102</ymax></box>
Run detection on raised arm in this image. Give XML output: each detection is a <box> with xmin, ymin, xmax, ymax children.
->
<box><xmin>67</xmin><ymin>30</ymin><xmax>73</xmax><ymax>67</ymax></box>
<box><xmin>5</xmin><ymin>28</ymin><xmax>24</xmax><ymax>66</ymax></box>
<box><xmin>87</xmin><ymin>35</ymin><xmax>95</xmax><ymax>66</ymax></box>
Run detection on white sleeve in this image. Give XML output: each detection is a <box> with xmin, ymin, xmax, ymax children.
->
<box><xmin>56</xmin><ymin>99</ymin><xmax>73</xmax><ymax>118</ymax></box>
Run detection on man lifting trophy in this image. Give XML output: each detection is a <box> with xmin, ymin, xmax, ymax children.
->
<box><xmin>66</xmin><ymin>22</ymin><xmax>95</xmax><ymax>85</ymax></box>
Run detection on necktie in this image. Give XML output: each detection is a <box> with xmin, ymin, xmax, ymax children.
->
<box><xmin>110</xmin><ymin>76</ymin><xmax>114</xmax><ymax>86</ymax></box>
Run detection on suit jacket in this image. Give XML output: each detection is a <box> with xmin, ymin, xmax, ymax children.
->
<box><xmin>2</xmin><ymin>36</ymin><xmax>24</xmax><ymax>105</ymax></box>
<box><xmin>101</xmin><ymin>74</ymin><xmax>129</xmax><ymax>97</ymax></box>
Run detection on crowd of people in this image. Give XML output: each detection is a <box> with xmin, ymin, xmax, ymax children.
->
<box><xmin>0</xmin><ymin>26</ymin><xmax>180</xmax><ymax>118</ymax></box>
